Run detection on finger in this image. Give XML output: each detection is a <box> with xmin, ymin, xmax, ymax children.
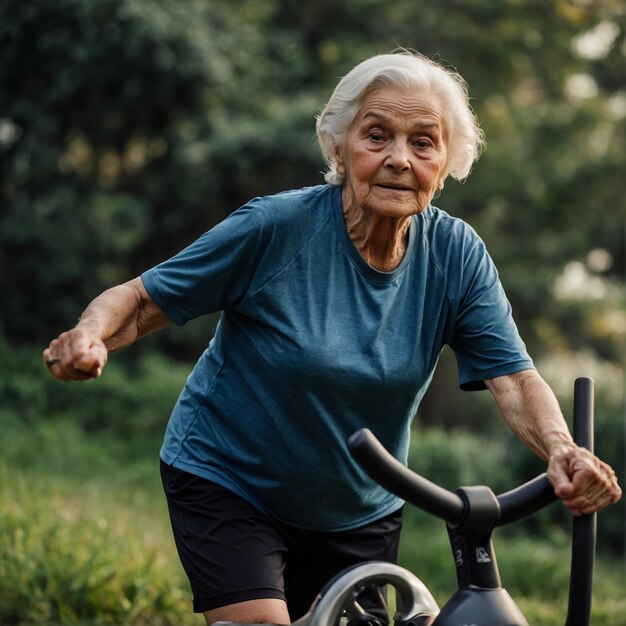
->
<box><xmin>63</xmin><ymin>329</ymin><xmax>93</xmax><ymax>364</ymax></box>
<box><xmin>610</xmin><ymin>479</ymin><xmax>623</xmax><ymax>504</ymax></box>
<box><xmin>44</xmin><ymin>331</ymin><xmax>107</xmax><ymax>381</ymax></box>
<box><xmin>564</xmin><ymin>460</ymin><xmax>621</xmax><ymax>513</ymax></box>
<box><xmin>58</xmin><ymin>330</ymin><xmax>103</xmax><ymax>374</ymax></box>
<box><xmin>553</xmin><ymin>480</ymin><xmax>575</xmax><ymax>499</ymax></box>
<box><xmin>43</xmin><ymin>348</ymin><xmax>60</xmax><ymax>368</ymax></box>
<box><xmin>549</xmin><ymin>447</ymin><xmax>622</xmax><ymax>515</ymax></box>
<box><xmin>46</xmin><ymin>356</ymin><xmax>93</xmax><ymax>381</ymax></box>
<box><xmin>547</xmin><ymin>457</ymin><xmax>576</xmax><ymax>498</ymax></box>
<box><xmin>73</xmin><ymin>341</ymin><xmax>107</xmax><ymax>376</ymax></box>
<box><xmin>560</xmin><ymin>494</ymin><xmax>591</xmax><ymax>512</ymax></box>
<box><xmin>43</xmin><ymin>340</ymin><xmax>66</xmax><ymax>378</ymax></box>
<box><xmin>571</xmin><ymin>459</ymin><xmax>616</xmax><ymax>498</ymax></box>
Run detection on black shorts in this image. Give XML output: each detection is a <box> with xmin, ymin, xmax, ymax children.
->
<box><xmin>160</xmin><ymin>461</ymin><xmax>403</xmax><ymax>619</ymax></box>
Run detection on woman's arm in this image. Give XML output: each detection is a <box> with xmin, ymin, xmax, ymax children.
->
<box><xmin>485</xmin><ymin>369</ymin><xmax>621</xmax><ymax>516</ymax></box>
<box><xmin>43</xmin><ymin>277</ymin><xmax>172</xmax><ymax>382</ymax></box>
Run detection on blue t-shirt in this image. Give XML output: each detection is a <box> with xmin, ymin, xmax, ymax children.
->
<box><xmin>142</xmin><ymin>184</ymin><xmax>533</xmax><ymax>531</ymax></box>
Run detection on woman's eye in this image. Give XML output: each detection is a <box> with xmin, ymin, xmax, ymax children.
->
<box><xmin>368</xmin><ymin>130</ymin><xmax>385</xmax><ymax>142</ymax></box>
<box><xmin>415</xmin><ymin>138</ymin><xmax>432</xmax><ymax>149</ymax></box>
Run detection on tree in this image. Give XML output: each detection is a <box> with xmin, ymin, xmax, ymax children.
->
<box><xmin>2</xmin><ymin>0</ymin><xmax>624</xmax><ymax>552</ymax></box>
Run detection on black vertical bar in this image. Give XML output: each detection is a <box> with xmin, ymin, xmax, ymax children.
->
<box><xmin>565</xmin><ymin>377</ymin><xmax>597</xmax><ymax>626</ymax></box>
<box><xmin>572</xmin><ymin>377</ymin><xmax>594</xmax><ymax>451</ymax></box>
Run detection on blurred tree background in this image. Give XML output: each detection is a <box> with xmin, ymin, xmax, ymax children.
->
<box><xmin>1</xmin><ymin>0</ymin><xmax>625</xmax><ymax>622</ymax></box>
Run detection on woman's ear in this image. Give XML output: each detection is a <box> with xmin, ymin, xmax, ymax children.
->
<box><xmin>335</xmin><ymin>147</ymin><xmax>346</xmax><ymax>176</ymax></box>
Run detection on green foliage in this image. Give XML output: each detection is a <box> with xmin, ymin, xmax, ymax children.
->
<box><xmin>0</xmin><ymin>342</ymin><xmax>195</xmax><ymax>624</ymax></box>
<box><xmin>2</xmin><ymin>0</ymin><xmax>625</xmax><ymax>505</ymax></box>
<box><xmin>408</xmin><ymin>421</ymin><xmax>624</xmax><ymax>558</ymax></box>
<box><xmin>2</xmin><ymin>406</ymin><xmax>625</xmax><ymax>626</ymax></box>
<box><xmin>0</xmin><ymin>463</ymin><xmax>194</xmax><ymax>626</ymax></box>
<box><xmin>0</xmin><ymin>335</ymin><xmax>188</xmax><ymax>461</ymax></box>
<box><xmin>2</xmin><ymin>2</ymin><xmax>625</xmax><ymax>621</ymax></box>
<box><xmin>2</xmin><ymin>0</ymin><xmax>626</xmax><ymax>356</ymax></box>
<box><xmin>409</xmin><ymin>426</ymin><xmax>512</xmax><ymax>493</ymax></box>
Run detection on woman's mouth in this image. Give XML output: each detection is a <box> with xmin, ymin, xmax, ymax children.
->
<box><xmin>376</xmin><ymin>183</ymin><xmax>412</xmax><ymax>192</ymax></box>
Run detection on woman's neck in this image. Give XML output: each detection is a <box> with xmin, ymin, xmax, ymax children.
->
<box><xmin>342</xmin><ymin>191</ymin><xmax>411</xmax><ymax>272</ymax></box>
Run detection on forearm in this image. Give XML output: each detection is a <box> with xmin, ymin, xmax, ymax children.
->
<box><xmin>485</xmin><ymin>369</ymin><xmax>622</xmax><ymax>514</ymax></box>
<box><xmin>485</xmin><ymin>370</ymin><xmax>575</xmax><ymax>461</ymax></box>
<box><xmin>76</xmin><ymin>278</ymin><xmax>168</xmax><ymax>351</ymax></box>
<box><xmin>44</xmin><ymin>277</ymin><xmax>171</xmax><ymax>381</ymax></box>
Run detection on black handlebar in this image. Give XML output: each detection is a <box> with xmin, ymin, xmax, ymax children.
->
<box><xmin>566</xmin><ymin>377</ymin><xmax>596</xmax><ymax>626</ymax></box>
<box><xmin>347</xmin><ymin>428</ymin><xmax>559</xmax><ymax>527</ymax></box>
<box><xmin>347</xmin><ymin>428</ymin><xmax>466</xmax><ymax>524</ymax></box>
<box><xmin>347</xmin><ymin>376</ymin><xmax>597</xmax><ymax>626</ymax></box>
<box><xmin>348</xmin><ymin>377</ymin><xmax>597</xmax><ymax>528</ymax></box>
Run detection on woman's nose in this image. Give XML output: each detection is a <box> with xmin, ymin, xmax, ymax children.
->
<box><xmin>385</xmin><ymin>140</ymin><xmax>411</xmax><ymax>170</ymax></box>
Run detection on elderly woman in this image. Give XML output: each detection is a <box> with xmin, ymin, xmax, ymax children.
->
<box><xmin>44</xmin><ymin>51</ymin><xmax>620</xmax><ymax>625</ymax></box>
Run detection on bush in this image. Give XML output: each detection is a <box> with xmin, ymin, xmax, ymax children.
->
<box><xmin>407</xmin><ymin>423</ymin><xmax>624</xmax><ymax>561</ymax></box>
<box><xmin>0</xmin><ymin>463</ymin><xmax>194</xmax><ymax>626</ymax></box>
<box><xmin>0</xmin><ymin>335</ymin><xmax>189</xmax><ymax>459</ymax></box>
<box><xmin>408</xmin><ymin>426</ymin><xmax>514</xmax><ymax>493</ymax></box>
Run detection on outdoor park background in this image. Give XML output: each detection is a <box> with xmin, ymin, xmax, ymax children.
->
<box><xmin>1</xmin><ymin>0</ymin><xmax>625</xmax><ymax>624</ymax></box>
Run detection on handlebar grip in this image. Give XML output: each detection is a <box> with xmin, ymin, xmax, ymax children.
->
<box><xmin>497</xmin><ymin>474</ymin><xmax>556</xmax><ymax>525</ymax></box>
<box><xmin>573</xmin><ymin>377</ymin><xmax>594</xmax><ymax>452</ymax></box>
<box><xmin>348</xmin><ymin>428</ymin><xmax>558</xmax><ymax>528</ymax></box>
<box><xmin>347</xmin><ymin>428</ymin><xmax>465</xmax><ymax>525</ymax></box>
<box><xmin>350</xmin><ymin>377</ymin><xmax>595</xmax><ymax>532</ymax></box>
<box><xmin>566</xmin><ymin>377</ymin><xmax>596</xmax><ymax>626</ymax></box>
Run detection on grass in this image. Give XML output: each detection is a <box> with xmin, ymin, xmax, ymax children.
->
<box><xmin>1</xmin><ymin>344</ymin><xmax>624</xmax><ymax>626</ymax></box>
<box><xmin>4</xmin><ymin>453</ymin><xmax>625</xmax><ymax>626</ymax></box>
<box><xmin>0</xmin><ymin>460</ymin><xmax>199</xmax><ymax>626</ymax></box>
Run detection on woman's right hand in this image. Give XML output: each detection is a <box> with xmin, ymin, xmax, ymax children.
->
<box><xmin>43</xmin><ymin>326</ymin><xmax>108</xmax><ymax>382</ymax></box>
<box><xmin>43</xmin><ymin>278</ymin><xmax>172</xmax><ymax>382</ymax></box>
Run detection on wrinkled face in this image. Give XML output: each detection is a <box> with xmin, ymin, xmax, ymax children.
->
<box><xmin>336</xmin><ymin>86</ymin><xmax>448</xmax><ymax>218</ymax></box>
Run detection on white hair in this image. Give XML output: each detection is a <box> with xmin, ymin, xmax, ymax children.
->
<box><xmin>316</xmin><ymin>51</ymin><xmax>485</xmax><ymax>186</ymax></box>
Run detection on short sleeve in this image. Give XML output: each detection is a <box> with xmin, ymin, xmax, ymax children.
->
<box><xmin>449</xmin><ymin>240</ymin><xmax>534</xmax><ymax>390</ymax></box>
<box><xmin>141</xmin><ymin>203</ymin><xmax>266</xmax><ymax>326</ymax></box>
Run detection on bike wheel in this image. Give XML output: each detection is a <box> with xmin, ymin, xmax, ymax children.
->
<box><xmin>306</xmin><ymin>562</ymin><xmax>439</xmax><ymax>626</ymax></box>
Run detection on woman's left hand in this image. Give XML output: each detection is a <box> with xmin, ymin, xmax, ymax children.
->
<box><xmin>547</xmin><ymin>445</ymin><xmax>621</xmax><ymax>516</ymax></box>
<box><xmin>486</xmin><ymin>371</ymin><xmax>622</xmax><ymax>516</ymax></box>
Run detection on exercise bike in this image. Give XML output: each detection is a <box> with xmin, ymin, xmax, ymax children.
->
<box><xmin>294</xmin><ymin>377</ymin><xmax>598</xmax><ymax>626</ymax></box>
<box><xmin>217</xmin><ymin>377</ymin><xmax>598</xmax><ymax>626</ymax></box>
